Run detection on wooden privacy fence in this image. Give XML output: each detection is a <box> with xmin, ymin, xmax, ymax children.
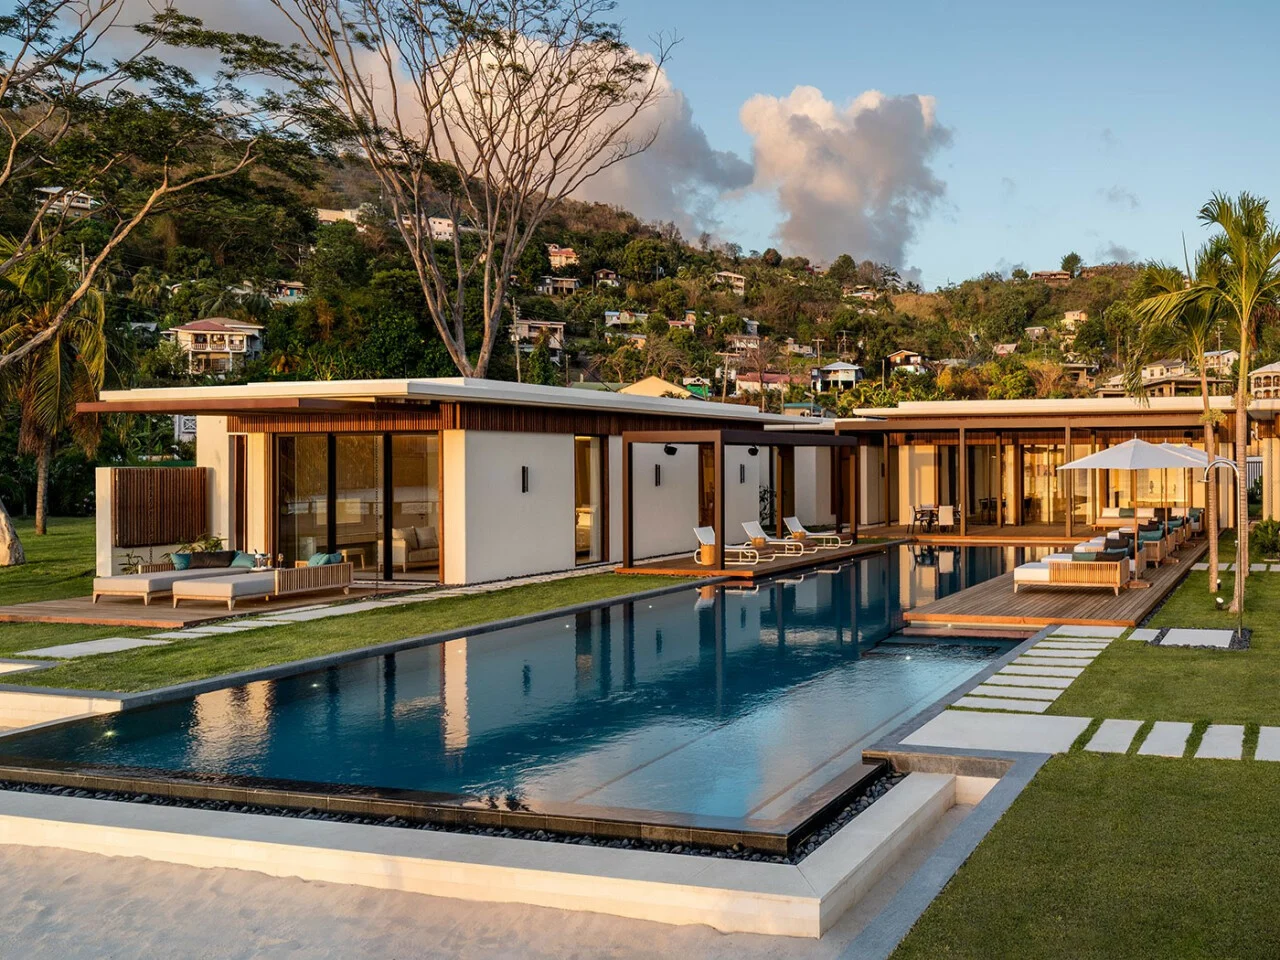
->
<box><xmin>111</xmin><ymin>467</ymin><xmax>208</xmax><ymax>548</ymax></box>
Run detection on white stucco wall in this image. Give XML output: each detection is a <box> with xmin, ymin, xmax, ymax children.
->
<box><xmin>444</xmin><ymin>430</ymin><xmax>577</xmax><ymax>583</ymax></box>
<box><xmin>630</xmin><ymin>442</ymin><xmax>698</xmax><ymax>559</ymax></box>
<box><xmin>195</xmin><ymin>416</ymin><xmax>233</xmax><ymax>548</ymax></box>
<box><xmin>725</xmin><ymin>445</ymin><xmax>761</xmax><ymax>540</ymax></box>
<box><xmin>244</xmin><ymin>432</ymin><xmax>269</xmax><ymax>555</ymax></box>
<box><xmin>897</xmin><ymin>446</ymin><xmax>937</xmax><ymax>525</ymax></box>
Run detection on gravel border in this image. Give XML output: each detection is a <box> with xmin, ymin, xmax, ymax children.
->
<box><xmin>0</xmin><ymin>772</ymin><xmax>904</xmax><ymax>866</ymax></box>
<box><xmin>1145</xmin><ymin>626</ymin><xmax>1251</xmax><ymax>650</ymax></box>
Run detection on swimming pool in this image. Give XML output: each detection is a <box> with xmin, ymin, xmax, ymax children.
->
<box><xmin>0</xmin><ymin>545</ymin><xmax>1028</xmax><ymax>851</ymax></box>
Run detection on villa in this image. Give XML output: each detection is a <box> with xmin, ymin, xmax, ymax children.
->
<box><xmin>162</xmin><ymin>318</ymin><xmax>264</xmax><ymax>376</ymax></box>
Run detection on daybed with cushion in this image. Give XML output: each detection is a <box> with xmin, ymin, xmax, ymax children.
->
<box><xmin>172</xmin><ymin>560</ymin><xmax>353</xmax><ymax>610</ymax></box>
<box><xmin>378</xmin><ymin>525</ymin><xmax>440</xmax><ymax>572</ymax></box>
<box><xmin>1013</xmin><ymin>547</ymin><xmax>1132</xmax><ymax>595</ymax></box>
<box><xmin>92</xmin><ymin>550</ymin><xmax>252</xmax><ymax>605</ymax></box>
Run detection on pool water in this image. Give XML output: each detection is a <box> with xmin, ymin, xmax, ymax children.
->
<box><xmin>0</xmin><ymin>546</ymin><xmax>1027</xmax><ymax>831</ymax></box>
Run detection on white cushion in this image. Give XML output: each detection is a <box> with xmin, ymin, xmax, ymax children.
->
<box><xmin>392</xmin><ymin>526</ymin><xmax>418</xmax><ymax>549</ymax></box>
<box><xmin>1100</xmin><ymin>507</ymin><xmax>1122</xmax><ymax>518</ymax></box>
<box><xmin>1044</xmin><ymin>553</ymin><xmax>1075</xmax><ymax>563</ymax></box>
<box><xmin>93</xmin><ymin>567</ymin><xmax>239</xmax><ymax>595</ymax></box>
<box><xmin>172</xmin><ymin>571</ymin><xmax>277</xmax><ymax>599</ymax></box>
<box><xmin>1136</xmin><ymin>507</ymin><xmax>1156</xmax><ymax>519</ymax></box>
<box><xmin>1074</xmin><ymin>541</ymin><xmax>1101</xmax><ymax>553</ymax></box>
<box><xmin>1014</xmin><ymin>561</ymin><xmax>1051</xmax><ymax>582</ymax></box>
<box><xmin>414</xmin><ymin>525</ymin><xmax>438</xmax><ymax>548</ymax></box>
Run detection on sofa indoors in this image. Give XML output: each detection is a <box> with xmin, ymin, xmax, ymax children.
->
<box><xmin>380</xmin><ymin>525</ymin><xmax>440</xmax><ymax>572</ymax></box>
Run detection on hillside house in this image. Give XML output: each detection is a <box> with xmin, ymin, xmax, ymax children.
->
<box><xmin>512</xmin><ymin>318</ymin><xmax>566</xmax><ymax>363</ymax></box>
<box><xmin>811</xmin><ymin>361</ymin><xmax>864</xmax><ymax>392</ymax></box>
<box><xmin>163</xmin><ymin>319</ymin><xmax>263</xmax><ymax>376</ymax></box>
<box><xmin>535</xmin><ymin>276</ymin><xmax>581</xmax><ymax>296</ymax></box>
<box><xmin>713</xmin><ymin>271</ymin><xmax>747</xmax><ymax>296</ymax></box>
<box><xmin>1024</xmin><ymin>326</ymin><xmax>1049</xmax><ymax>342</ymax></box>
<box><xmin>594</xmin><ymin>269</ymin><xmax>620</xmax><ymax>288</ymax></box>
<box><xmin>886</xmin><ymin>349</ymin><xmax>927</xmax><ymax>374</ymax></box>
<box><xmin>603</xmin><ymin>310</ymin><xmax>648</xmax><ymax>328</ymax></box>
<box><xmin>547</xmin><ymin>244</ymin><xmax>579</xmax><ymax>269</ymax></box>
<box><xmin>1030</xmin><ymin>270</ymin><xmax>1072</xmax><ymax>286</ymax></box>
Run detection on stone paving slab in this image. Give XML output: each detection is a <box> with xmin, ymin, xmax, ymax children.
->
<box><xmin>1034</xmin><ymin>640</ymin><xmax>1110</xmax><ymax>650</ymax></box>
<box><xmin>1023</xmin><ymin>648</ymin><xmax>1100</xmax><ymax>659</ymax></box>
<box><xmin>1014</xmin><ymin>656</ymin><xmax>1095</xmax><ymax>668</ymax></box>
<box><xmin>149</xmin><ymin>631</ymin><xmax>198</xmax><ymax>640</ymax></box>
<box><xmin>1160</xmin><ymin>628</ymin><xmax>1234</xmax><ymax>649</ymax></box>
<box><xmin>969</xmin><ymin>684</ymin><xmax>1061</xmax><ymax>701</ymax></box>
<box><xmin>1192</xmin><ymin>562</ymin><xmax>1209</xmax><ymax>571</ymax></box>
<box><xmin>1001</xmin><ymin>664</ymin><xmax>1084</xmax><ymax>678</ymax></box>
<box><xmin>1127</xmin><ymin>628</ymin><xmax>1159</xmax><ymax>642</ymax></box>
<box><xmin>1050</xmin><ymin>625</ymin><xmax>1126</xmax><ymax>638</ymax></box>
<box><xmin>16</xmin><ymin>637</ymin><xmax>170</xmax><ymax>658</ymax></box>
<box><xmin>1251</xmin><ymin>563</ymin><xmax>1270</xmax><ymax>572</ymax></box>
<box><xmin>1256</xmin><ymin>727</ymin><xmax>1280</xmax><ymax>761</ymax></box>
<box><xmin>1137</xmin><ymin>721</ymin><xmax>1193</xmax><ymax>757</ymax></box>
<box><xmin>903</xmin><ymin>711</ymin><xmax>1091</xmax><ymax>753</ymax></box>
<box><xmin>985</xmin><ymin>674</ymin><xmax>1075</xmax><ymax>689</ymax></box>
<box><xmin>952</xmin><ymin>696</ymin><xmax>1051</xmax><ymax>713</ymax></box>
<box><xmin>1195</xmin><ymin>724</ymin><xmax>1245</xmax><ymax>759</ymax></box>
<box><xmin>1085</xmin><ymin>719</ymin><xmax>1143</xmax><ymax>754</ymax></box>
<box><xmin>1271</xmin><ymin>565</ymin><xmax>1280</xmax><ymax>573</ymax></box>
<box><xmin>180</xmin><ymin>625</ymin><xmax>257</xmax><ymax>635</ymax></box>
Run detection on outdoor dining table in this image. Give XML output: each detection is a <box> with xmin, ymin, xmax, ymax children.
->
<box><xmin>910</xmin><ymin>504</ymin><xmax>939</xmax><ymax>533</ymax></box>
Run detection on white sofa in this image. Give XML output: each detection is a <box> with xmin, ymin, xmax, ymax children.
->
<box><xmin>380</xmin><ymin>525</ymin><xmax>440</xmax><ymax>572</ymax></box>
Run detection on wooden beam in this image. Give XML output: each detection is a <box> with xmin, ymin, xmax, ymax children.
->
<box><xmin>621</xmin><ymin>437</ymin><xmax>634</xmax><ymax>567</ymax></box>
<box><xmin>852</xmin><ymin>441</ymin><xmax>860</xmax><ymax>542</ymax></box>
<box><xmin>882</xmin><ymin>434</ymin><xmax>891</xmax><ymax>528</ymax></box>
<box><xmin>996</xmin><ymin>432</ymin><xmax>1004</xmax><ymax>528</ymax></box>
<box><xmin>714</xmin><ymin>436</ymin><xmax>725</xmax><ymax>569</ymax></box>
<box><xmin>1064</xmin><ymin>423</ymin><xmax>1074</xmax><ymax>540</ymax></box>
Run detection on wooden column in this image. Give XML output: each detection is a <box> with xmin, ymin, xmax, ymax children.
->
<box><xmin>995</xmin><ymin>432</ymin><xmax>1004</xmax><ymax>528</ymax></box>
<box><xmin>714</xmin><ymin>437</ymin><xmax>725</xmax><ymax>569</ymax></box>
<box><xmin>1012</xmin><ymin>442</ymin><xmax>1025</xmax><ymax>526</ymax></box>
<box><xmin>1064</xmin><ymin>423</ymin><xmax>1073</xmax><ymax>540</ymax></box>
<box><xmin>621</xmin><ymin>437</ymin><xmax>634</xmax><ymax>567</ymax></box>
<box><xmin>958</xmin><ymin>426</ymin><xmax>968</xmax><ymax>537</ymax></box>
<box><xmin>852</xmin><ymin>440</ymin><xmax>860</xmax><ymax>543</ymax></box>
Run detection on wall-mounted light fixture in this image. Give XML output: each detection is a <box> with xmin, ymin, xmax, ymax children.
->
<box><xmin>663</xmin><ymin>444</ymin><xmax>678</xmax><ymax>456</ymax></box>
<box><xmin>747</xmin><ymin>445</ymin><xmax>759</xmax><ymax>457</ymax></box>
<box><xmin>521</xmin><ymin>466</ymin><xmax>530</xmax><ymax>493</ymax></box>
<box><xmin>654</xmin><ymin>464</ymin><xmax>662</xmax><ymax>487</ymax></box>
<box><xmin>739</xmin><ymin>463</ymin><xmax>746</xmax><ymax>484</ymax></box>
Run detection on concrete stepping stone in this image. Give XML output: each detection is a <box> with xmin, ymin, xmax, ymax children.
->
<box><xmin>987</xmin><ymin>674</ymin><xmax>1074</xmax><ymax>689</ymax></box>
<box><xmin>149</xmin><ymin>631</ymin><xmax>199</xmax><ymax>640</ymax></box>
<box><xmin>1002</xmin><ymin>664</ymin><xmax>1084</xmax><ymax>677</ymax></box>
<box><xmin>903</xmin><ymin>711</ymin><xmax>1092</xmax><ymax>753</ymax></box>
<box><xmin>969</xmin><ymin>684</ymin><xmax>1060</xmax><ymax>701</ymax></box>
<box><xmin>1160</xmin><ymin>628</ymin><xmax>1234</xmax><ymax>649</ymax></box>
<box><xmin>1015</xmin><ymin>656</ymin><xmax>1095</xmax><ymax>668</ymax></box>
<box><xmin>181</xmin><ymin>625</ymin><xmax>256</xmax><ymax>635</ymax></box>
<box><xmin>1251</xmin><ymin>563</ymin><xmax>1270</xmax><ymax>573</ymax></box>
<box><xmin>16</xmin><ymin>637</ymin><xmax>170</xmax><ymax>658</ymax></box>
<box><xmin>1024</xmin><ymin>648</ymin><xmax>1099</xmax><ymax>659</ymax></box>
<box><xmin>1035</xmin><ymin>640</ymin><xmax>1109</xmax><ymax>650</ymax></box>
<box><xmin>1137</xmin><ymin>721</ymin><xmax>1193</xmax><ymax>757</ymax></box>
<box><xmin>1050</xmin><ymin>625</ymin><xmax>1126</xmax><ymax>638</ymax></box>
<box><xmin>1270</xmin><ymin>565</ymin><xmax>1280</xmax><ymax>573</ymax></box>
<box><xmin>1085</xmin><ymin>719</ymin><xmax>1143</xmax><ymax>754</ymax></box>
<box><xmin>953</xmin><ymin>696</ymin><xmax>1050</xmax><ymax>713</ymax></box>
<box><xmin>1195</xmin><ymin>724</ymin><xmax>1245</xmax><ymax>759</ymax></box>
<box><xmin>1255</xmin><ymin>727</ymin><xmax>1280</xmax><ymax>761</ymax></box>
<box><xmin>1192</xmin><ymin>562</ymin><xmax>1209</xmax><ymax>571</ymax></box>
<box><xmin>1127</xmin><ymin>629</ymin><xmax>1159</xmax><ymax>642</ymax></box>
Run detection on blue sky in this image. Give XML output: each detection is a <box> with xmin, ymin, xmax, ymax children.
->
<box><xmin>613</xmin><ymin>0</ymin><xmax>1280</xmax><ymax>288</ymax></box>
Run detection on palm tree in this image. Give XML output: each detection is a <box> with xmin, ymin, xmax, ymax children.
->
<box><xmin>1140</xmin><ymin>193</ymin><xmax>1280</xmax><ymax>613</ymax></box>
<box><xmin>0</xmin><ymin>244</ymin><xmax>106</xmax><ymax>538</ymax></box>
<box><xmin>1132</xmin><ymin>259</ymin><xmax>1227</xmax><ymax>589</ymax></box>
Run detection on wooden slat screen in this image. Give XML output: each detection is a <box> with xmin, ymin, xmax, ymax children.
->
<box><xmin>111</xmin><ymin>467</ymin><xmax>209</xmax><ymax>548</ymax></box>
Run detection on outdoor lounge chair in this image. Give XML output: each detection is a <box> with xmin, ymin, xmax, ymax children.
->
<box><xmin>172</xmin><ymin>562</ymin><xmax>353</xmax><ymax>610</ymax></box>
<box><xmin>92</xmin><ymin>564</ymin><xmax>244</xmax><ymax>606</ymax></box>
<box><xmin>783</xmin><ymin>517</ymin><xmax>852</xmax><ymax>549</ymax></box>
<box><xmin>692</xmin><ymin>526</ymin><xmax>761</xmax><ymax>566</ymax></box>
<box><xmin>1013</xmin><ymin>549</ymin><xmax>1132</xmax><ymax>596</ymax></box>
<box><xmin>742</xmin><ymin>520</ymin><xmax>807</xmax><ymax>555</ymax></box>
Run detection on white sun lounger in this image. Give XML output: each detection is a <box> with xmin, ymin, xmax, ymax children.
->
<box><xmin>172</xmin><ymin>563</ymin><xmax>354</xmax><ymax>611</ymax></box>
<box><xmin>742</xmin><ymin>520</ymin><xmax>805</xmax><ymax>555</ymax></box>
<box><xmin>692</xmin><ymin>526</ymin><xmax>761</xmax><ymax>566</ymax></box>
<box><xmin>784</xmin><ymin>517</ymin><xmax>851</xmax><ymax>550</ymax></box>
<box><xmin>92</xmin><ymin>566</ymin><xmax>242</xmax><ymax>606</ymax></box>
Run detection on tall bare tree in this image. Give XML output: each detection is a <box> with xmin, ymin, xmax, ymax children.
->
<box><xmin>267</xmin><ymin>0</ymin><xmax>671</xmax><ymax>377</ymax></box>
<box><xmin>0</xmin><ymin>0</ymin><xmax>313</xmax><ymax>373</ymax></box>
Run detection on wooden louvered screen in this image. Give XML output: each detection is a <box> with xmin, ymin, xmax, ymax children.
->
<box><xmin>111</xmin><ymin>467</ymin><xmax>209</xmax><ymax>548</ymax></box>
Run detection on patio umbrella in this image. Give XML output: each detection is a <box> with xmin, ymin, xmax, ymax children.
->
<box><xmin>1058</xmin><ymin>438</ymin><xmax>1203</xmax><ymax>579</ymax></box>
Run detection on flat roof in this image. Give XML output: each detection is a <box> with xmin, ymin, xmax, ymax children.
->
<box><xmin>835</xmin><ymin>396</ymin><xmax>1240</xmax><ymax>423</ymax></box>
<box><xmin>88</xmin><ymin>377</ymin><xmax>800</xmax><ymax>423</ymax></box>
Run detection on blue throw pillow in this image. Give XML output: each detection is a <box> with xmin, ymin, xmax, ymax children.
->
<box><xmin>171</xmin><ymin>552</ymin><xmax>192</xmax><ymax>570</ymax></box>
<box><xmin>307</xmin><ymin>552</ymin><xmax>328</xmax><ymax>566</ymax></box>
<box><xmin>231</xmin><ymin>551</ymin><xmax>255</xmax><ymax>569</ymax></box>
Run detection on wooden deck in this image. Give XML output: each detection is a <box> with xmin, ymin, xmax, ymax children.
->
<box><xmin>902</xmin><ymin>539</ymin><xmax>1209</xmax><ymax>630</ymax></box>
<box><xmin>616</xmin><ymin>539</ymin><xmax>906</xmax><ymax>580</ymax></box>
<box><xmin>872</xmin><ymin>522</ymin><xmax>1091</xmax><ymax>547</ymax></box>
<box><xmin>0</xmin><ymin>587</ymin><xmax>382</xmax><ymax>629</ymax></box>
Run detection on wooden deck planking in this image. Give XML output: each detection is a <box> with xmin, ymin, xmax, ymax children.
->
<box><xmin>0</xmin><ymin>588</ymin><xmax>381</xmax><ymax>629</ymax></box>
<box><xmin>616</xmin><ymin>539</ymin><xmax>905</xmax><ymax>580</ymax></box>
<box><xmin>903</xmin><ymin>540</ymin><xmax>1208</xmax><ymax>628</ymax></box>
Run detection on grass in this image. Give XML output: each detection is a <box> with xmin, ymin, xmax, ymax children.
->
<box><xmin>15</xmin><ymin>572</ymin><xmax>693</xmax><ymax>693</ymax></box>
<box><xmin>892</xmin><ymin>753</ymin><xmax>1280</xmax><ymax>960</ymax></box>
<box><xmin>0</xmin><ymin>516</ymin><xmax>97</xmax><ymax>604</ymax></box>
<box><xmin>1051</xmin><ymin>563</ymin><xmax>1280</xmax><ymax>724</ymax></box>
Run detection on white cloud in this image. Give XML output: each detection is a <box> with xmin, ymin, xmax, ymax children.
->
<box><xmin>739</xmin><ymin>87</ymin><xmax>951</xmax><ymax>267</ymax></box>
<box><xmin>1100</xmin><ymin>186</ymin><xmax>1140</xmax><ymax>210</ymax></box>
<box><xmin>1096</xmin><ymin>242</ymin><xmax>1139</xmax><ymax>263</ymax></box>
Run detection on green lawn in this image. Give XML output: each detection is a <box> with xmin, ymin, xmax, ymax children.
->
<box><xmin>16</xmin><ymin>572</ymin><xmax>692</xmax><ymax>692</ymax></box>
<box><xmin>0</xmin><ymin>516</ymin><xmax>97</xmax><ymax>604</ymax></box>
<box><xmin>1051</xmin><ymin>565</ymin><xmax>1280</xmax><ymax>724</ymax></box>
<box><xmin>893</xmin><ymin>752</ymin><xmax>1280</xmax><ymax>960</ymax></box>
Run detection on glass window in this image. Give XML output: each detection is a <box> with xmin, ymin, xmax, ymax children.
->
<box><xmin>391</xmin><ymin>434</ymin><xmax>440</xmax><ymax>579</ymax></box>
<box><xmin>334</xmin><ymin>435</ymin><xmax>382</xmax><ymax>575</ymax></box>
<box><xmin>277</xmin><ymin>435</ymin><xmax>328</xmax><ymax>565</ymax></box>
<box><xmin>575</xmin><ymin>436</ymin><xmax>602</xmax><ymax>564</ymax></box>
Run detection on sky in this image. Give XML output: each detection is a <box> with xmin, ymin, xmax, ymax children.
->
<box><xmin>591</xmin><ymin>0</ymin><xmax>1280</xmax><ymax>287</ymax></box>
<box><xmin>99</xmin><ymin>0</ymin><xmax>1280</xmax><ymax>290</ymax></box>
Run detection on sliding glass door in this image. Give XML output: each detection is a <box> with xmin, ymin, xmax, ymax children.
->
<box><xmin>391</xmin><ymin>434</ymin><xmax>440</xmax><ymax>579</ymax></box>
<box><xmin>334</xmin><ymin>435</ymin><xmax>383</xmax><ymax>574</ymax></box>
<box><xmin>277</xmin><ymin>435</ymin><xmax>328</xmax><ymax>566</ymax></box>
<box><xmin>575</xmin><ymin>436</ymin><xmax>603</xmax><ymax>564</ymax></box>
